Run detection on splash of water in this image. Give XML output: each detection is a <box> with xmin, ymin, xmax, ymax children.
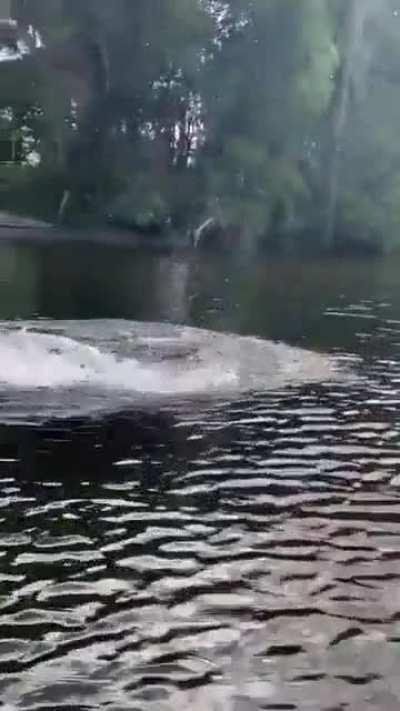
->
<box><xmin>0</xmin><ymin>320</ymin><xmax>338</xmax><ymax>422</ymax></box>
<box><xmin>0</xmin><ymin>329</ymin><xmax>237</xmax><ymax>393</ymax></box>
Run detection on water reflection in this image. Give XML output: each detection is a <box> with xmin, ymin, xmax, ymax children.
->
<box><xmin>0</xmin><ymin>244</ymin><xmax>39</xmax><ymax>319</ymax></box>
<box><xmin>0</xmin><ymin>243</ymin><xmax>394</xmax><ymax>345</ymax></box>
<box><xmin>156</xmin><ymin>259</ymin><xmax>191</xmax><ymax>323</ymax></box>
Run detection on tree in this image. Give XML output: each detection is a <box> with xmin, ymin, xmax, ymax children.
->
<box><xmin>0</xmin><ymin>0</ymin><xmax>400</xmax><ymax>253</ymax></box>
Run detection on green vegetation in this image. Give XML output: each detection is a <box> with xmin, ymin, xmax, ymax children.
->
<box><xmin>1</xmin><ymin>0</ymin><xmax>400</xmax><ymax>252</ymax></box>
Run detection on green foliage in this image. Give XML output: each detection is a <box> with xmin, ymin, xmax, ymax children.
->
<box><xmin>295</xmin><ymin>1</ymin><xmax>339</xmax><ymax>118</ymax></box>
<box><xmin>0</xmin><ymin>0</ymin><xmax>399</xmax><ymax>252</ymax></box>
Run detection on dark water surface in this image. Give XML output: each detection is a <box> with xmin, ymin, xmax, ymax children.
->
<box><xmin>1</xmin><ymin>243</ymin><xmax>400</xmax><ymax>709</ymax></box>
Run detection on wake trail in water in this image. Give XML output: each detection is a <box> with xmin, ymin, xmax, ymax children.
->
<box><xmin>0</xmin><ymin>330</ymin><xmax>236</xmax><ymax>392</ymax></box>
<box><xmin>0</xmin><ymin>320</ymin><xmax>340</xmax><ymax>422</ymax></box>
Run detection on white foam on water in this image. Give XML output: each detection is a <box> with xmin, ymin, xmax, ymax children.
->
<box><xmin>0</xmin><ymin>320</ymin><xmax>340</xmax><ymax>421</ymax></box>
<box><xmin>0</xmin><ymin>329</ymin><xmax>237</xmax><ymax>393</ymax></box>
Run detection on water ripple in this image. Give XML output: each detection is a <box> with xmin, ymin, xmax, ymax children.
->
<box><xmin>2</xmin><ymin>301</ymin><xmax>400</xmax><ymax>708</ymax></box>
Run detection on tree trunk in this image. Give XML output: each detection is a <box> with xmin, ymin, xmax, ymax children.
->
<box><xmin>323</xmin><ymin>0</ymin><xmax>372</xmax><ymax>249</ymax></box>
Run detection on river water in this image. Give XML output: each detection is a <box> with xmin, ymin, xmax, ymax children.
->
<box><xmin>1</xmin><ymin>242</ymin><xmax>400</xmax><ymax>710</ymax></box>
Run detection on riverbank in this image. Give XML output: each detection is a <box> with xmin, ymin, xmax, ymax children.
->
<box><xmin>0</xmin><ymin>212</ymin><xmax>189</xmax><ymax>250</ymax></box>
<box><xmin>0</xmin><ymin>212</ymin><xmax>390</xmax><ymax>256</ymax></box>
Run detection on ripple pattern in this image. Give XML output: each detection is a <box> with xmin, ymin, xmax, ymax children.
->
<box><xmin>1</xmin><ymin>299</ymin><xmax>400</xmax><ymax>709</ymax></box>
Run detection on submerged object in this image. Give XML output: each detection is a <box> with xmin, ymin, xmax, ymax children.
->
<box><xmin>0</xmin><ymin>320</ymin><xmax>339</xmax><ymax>422</ymax></box>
